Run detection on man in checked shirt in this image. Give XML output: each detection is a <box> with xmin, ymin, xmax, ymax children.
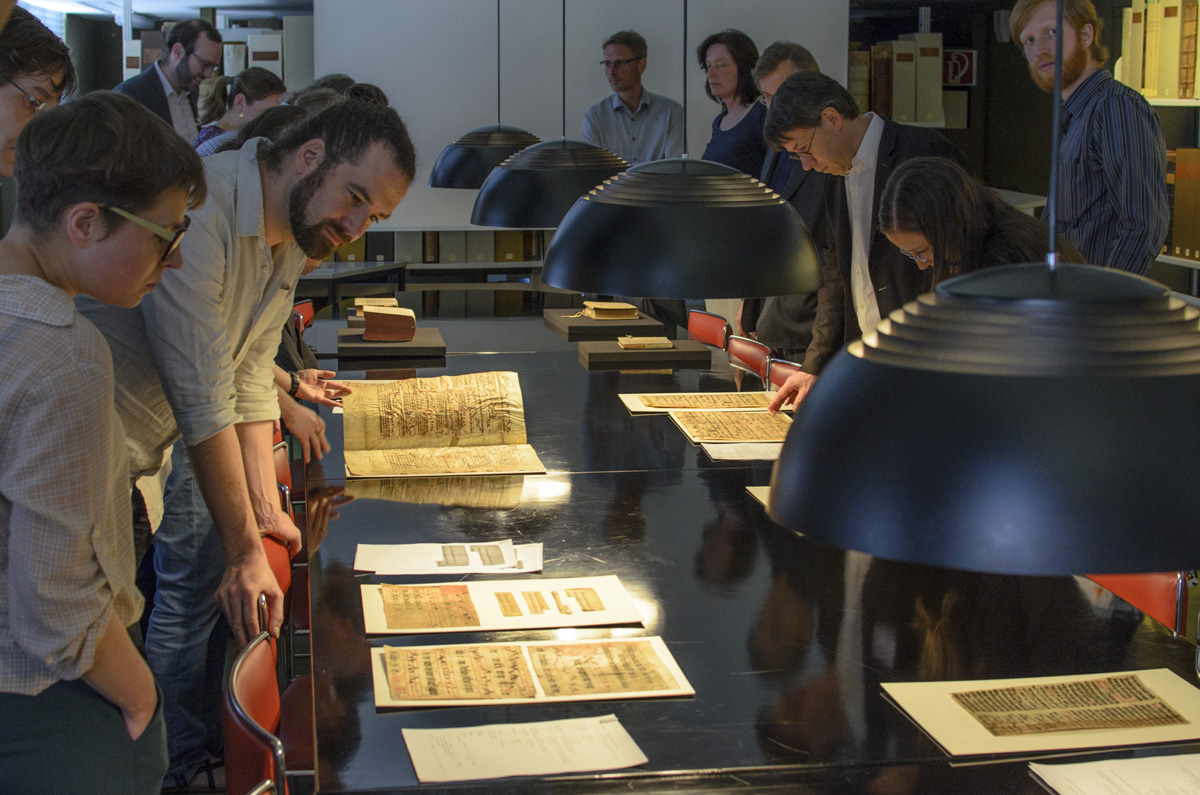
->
<box><xmin>1012</xmin><ymin>0</ymin><xmax>1169</xmax><ymax>276</ymax></box>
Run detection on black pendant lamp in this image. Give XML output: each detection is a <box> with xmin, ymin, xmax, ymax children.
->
<box><xmin>470</xmin><ymin>0</ymin><xmax>627</xmax><ymax>228</ymax></box>
<box><xmin>428</xmin><ymin>1</ymin><xmax>540</xmax><ymax>189</ymax></box>
<box><xmin>540</xmin><ymin>0</ymin><xmax>821</xmax><ymax>297</ymax></box>
<box><xmin>768</xmin><ymin>0</ymin><xmax>1200</xmax><ymax>575</ymax></box>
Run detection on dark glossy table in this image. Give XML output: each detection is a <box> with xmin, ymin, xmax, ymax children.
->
<box><xmin>303</xmin><ymin>350</ymin><xmax>1200</xmax><ymax>794</ymax></box>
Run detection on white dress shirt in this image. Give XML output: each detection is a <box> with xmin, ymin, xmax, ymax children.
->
<box><xmin>845</xmin><ymin>112</ymin><xmax>885</xmax><ymax>338</ymax></box>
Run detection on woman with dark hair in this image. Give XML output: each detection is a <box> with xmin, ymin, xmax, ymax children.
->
<box><xmin>193</xmin><ymin>66</ymin><xmax>286</xmax><ymax>155</ymax></box>
<box><xmin>878</xmin><ymin>156</ymin><xmax>1085</xmax><ymax>284</ymax></box>
<box><xmin>698</xmin><ymin>29</ymin><xmax>765</xmax><ymax>177</ymax></box>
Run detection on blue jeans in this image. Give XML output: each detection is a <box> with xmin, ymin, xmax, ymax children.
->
<box><xmin>146</xmin><ymin>438</ymin><xmax>225</xmax><ymax>787</ymax></box>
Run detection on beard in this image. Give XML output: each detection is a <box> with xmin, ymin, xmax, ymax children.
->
<box><xmin>1030</xmin><ymin>37</ymin><xmax>1089</xmax><ymax>93</ymax></box>
<box><xmin>289</xmin><ymin>166</ymin><xmax>349</xmax><ymax>260</ymax></box>
<box><xmin>173</xmin><ymin>57</ymin><xmax>197</xmax><ymax>92</ymax></box>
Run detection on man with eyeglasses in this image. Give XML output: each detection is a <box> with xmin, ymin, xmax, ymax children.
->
<box><xmin>763</xmin><ymin>71</ymin><xmax>966</xmax><ymax>412</ymax></box>
<box><xmin>0</xmin><ymin>6</ymin><xmax>76</xmax><ymax>178</ymax></box>
<box><xmin>739</xmin><ymin>41</ymin><xmax>827</xmax><ymax>364</ymax></box>
<box><xmin>1010</xmin><ymin>0</ymin><xmax>1166</xmax><ymax>276</ymax></box>
<box><xmin>114</xmin><ymin>18</ymin><xmax>222</xmax><ymax>142</ymax></box>
<box><xmin>582</xmin><ymin>30</ymin><xmax>682</xmax><ymax>165</ymax></box>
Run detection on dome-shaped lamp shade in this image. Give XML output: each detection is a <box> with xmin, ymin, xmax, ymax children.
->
<box><xmin>429</xmin><ymin>125</ymin><xmax>542</xmax><ymax>189</ymax></box>
<box><xmin>470</xmin><ymin>140</ymin><xmax>628</xmax><ymax>229</ymax></box>
<box><xmin>541</xmin><ymin>159</ymin><xmax>821</xmax><ymax>298</ymax></box>
<box><xmin>768</xmin><ymin>263</ymin><xmax>1200</xmax><ymax>575</ymax></box>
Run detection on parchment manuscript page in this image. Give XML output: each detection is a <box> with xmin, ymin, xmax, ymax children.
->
<box><xmin>342</xmin><ymin>371</ymin><xmax>526</xmax><ymax>451</ymax></box>
<box><xmin>343</xmin><ymin>443</ymin><xmax>544</xmax><ymax>478</ymax></box>
<box><xmin>951</xmin><ymin>674</ymin><xmax>1188</xmax><ymax>736</ymax></box>
<box><xmin>638</xmin><ymin>393</ymin><xmax>769</xmax><ymax>409</ymax></box>
<box><xmin>377</xmin><ymin>637</ymin><xmax>694</xmax><ymax>707</ymax></box>
<box><xmin>668</xmin><ymin>410</ymin><xmax>792</xmax><ymax>443</ymax></box>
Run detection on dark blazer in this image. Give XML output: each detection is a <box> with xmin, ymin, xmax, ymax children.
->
<box><xmin>748</xmin><ymin>150</ymin><xmax>828</xmax><ymax>356</ymax></box>
<box><xmin>113</xmin><ymin>65</ymin><xmax>197</xmax><ymax>128</ymax></box>
<box><xmin>800</xmin><ymin>117</ymin><xmax>968</xmax><ymax>375</ymax></box>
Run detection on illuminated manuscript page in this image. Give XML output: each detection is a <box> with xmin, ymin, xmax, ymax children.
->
<box><xmin>341</xmin><ymin>371</ymin><xmax>526</xmax><ymax>451</ymax></box>
<box><xmin>882</xmin><ymin>669</ymin><xmax>1200</xmax><ymax>757</ymax></box>
<box><xmin>619</xmin><ymin>391</ymin><xmax>770</xmax><ymax>414</ymax></box>
<box><xmin>402</xmin><ymin>714</ymin><xmax>648</xmax><ymax>784</ymax></box>
<box><xmin>372</xmin><ymin>636</ymin><xmax>694</xmax><ymax>708</ymax></box>
<box><xmin>668</xmin><ymin>410</ymin><xmax>792</xmax><ymax>443</ymax></box>
<box><xmin>950</xmin><ymin>673</ymin><xmax>1187</xmax><ymax>736</ymax></box>
<box><xmin>360</xmin><ymin>575</ymin><xmax>643</xmax><ymax>634</ymax></box>
<box><xmin>343</xmin><ymin>444</ymin><xmax>545</xmax><ymax>478</ymax></box>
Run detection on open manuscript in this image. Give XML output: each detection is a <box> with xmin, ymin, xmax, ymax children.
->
<box><xmin>340</xmin><ymin>372</ymin><xmax>545</xmax><ymax>478</ymax></box>
<box><xmin>371</xmin><ymin>636</ymin><xmax>694</xmax><ymax>708</ymax></box>
<box><xmin>359</xmin><ymin>575</ymin><xmax>643</xmax><ymax>634</ymax></box>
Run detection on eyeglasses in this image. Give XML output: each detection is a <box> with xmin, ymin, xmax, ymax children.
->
<box><xmin>187</xmin><ymin>48</ymin><xmax>218</xmax><ymax>73</ymax></box>
<box><xmin>898</xmin><ymin>246</ymin><xmax>933</xmax><ymax>264</ymax></box>
<box><xmin>99</xmin><ymin>204</ymin><xmax>190</xmax><ymax>261</ymax></box>
<box><xmin>600</xmin><ymin>58</ymin><xmax>640</xmax><ymax>69</ymax></box>
<box><xmin>9</xmin><ymin>79</ymin><xmax>46</xmax><ymax>112</ymax></box>
<box><xmin>788</xmin><ymin>125</ymin><xmax>820</xmax><ymax>160</ymax></box>
<box><xmin>757</xmin><ymin>91</ymin><xmax>773</xmax><ymax>107</ymax></box>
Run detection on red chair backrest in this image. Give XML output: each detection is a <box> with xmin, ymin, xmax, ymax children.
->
<box><xmin>727</xmin><ymin>336</ymin><xmax>771</xmax><ymax>380</ymax></box>
<box><xmin>687</xmin><ymin>310</ymin><xmax>732</xmax><ymax>350</ymax></box>
<box><xmin>223</xmin><ymin>629</ymin><xmax>286</xmax><ymax>795</ymax></box>
<box><xmin>767</xmin><ymin>358</ymin><xmax>803</xmax><ymax>390</ymax></box>
<box><xmin>1085</xmin><ymin>572</ymin><xmax>1186</xmax><ymax>636</ymax></box>
<box><xmin>262</xmin><ymin>535</ymin><xmax>292</xmax><ymax>596</ymax></box>
<box><xmin>293</xmin><ymin>300</ymin><xmax>314</xmax><ymax>331</ymax></box>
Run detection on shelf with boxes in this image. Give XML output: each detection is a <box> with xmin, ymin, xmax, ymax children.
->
<box><xmin>318</xmin><ymin>229</ymin><xmax>575</xmax><ymax>319</ymax></box>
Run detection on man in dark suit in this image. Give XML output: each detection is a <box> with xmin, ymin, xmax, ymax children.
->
<box><xmin>764</xmin><ymin>71</ymin><xmax>967</xmax><ymax>409</ymax></box>
<box><xmin>114</xmin><ymin>18</ymin><xmax>221</xmax><ymax>142</ymax></box>
<box><xmin>740</xmin><ymin>41</ymin><xmax>827</xmax><ymax>362</ymax></box>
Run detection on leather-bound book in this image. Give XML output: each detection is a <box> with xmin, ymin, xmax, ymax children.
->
<box><xmin>362</xmin><ymin>306</ymin><xmax>417</xmax><ymax>342</ymax></box>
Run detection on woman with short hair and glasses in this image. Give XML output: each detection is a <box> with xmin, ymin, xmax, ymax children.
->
<box><xmin>878</xmin><ymin>156</ymin><xmax>1084</xmax><ymax>285</ymax></box>
<box><xmin>0</xmin><ymin>91</ymin><xmax>205</xmax><ymax>795</ymax></box>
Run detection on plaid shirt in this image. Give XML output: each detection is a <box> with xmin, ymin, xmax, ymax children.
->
<box><xmin>1048</xmin><ymin>68</ymin><xmax>1169</xmax><ymax>275</ymax></box>
<box><xmin>0</xmin><ymin>276</ymin><xmax>142</xmax><ymax>695</ymax></box>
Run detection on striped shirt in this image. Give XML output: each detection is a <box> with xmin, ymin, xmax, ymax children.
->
<box><xmin>0</xmin><ymin>276</ymin><xmax>142</xmax><ymax>695</ymax></box>
<box><xmin>1046</xmin><ymin>68</ymin><xmax>1168</xmax><ymax>275</ymax></box>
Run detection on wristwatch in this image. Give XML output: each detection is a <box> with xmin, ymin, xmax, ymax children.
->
<box><xmin>287</xmin><ymin>371</ymin><xmax>300</xmax><ymax>398</ymax></box>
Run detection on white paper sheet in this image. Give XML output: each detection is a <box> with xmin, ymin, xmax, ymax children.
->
<box><xmin>701</xmin><ymin>442</ymin><xmax>783</xmax><ymax>461</ymax></box>
<box><xmin>402</xmin><ymin>714</ymin><xmax>648</xmax><ymax>783</ymax></box>
<box><xmin>883</xmin><ymin>669</ymin><xmax>1200</xmax><ymax>758</ymax></box>
<box><xmin>746</xmin><ymin>486</ymin><xmax>771</xmax><ymax>508</ymax></box>
<box><xmin>360</xmin><ymin>574</ymin><xmax>644</xmax><ymax>634</ymax></box>
<box><xmin>354</xmin><ymin>540</ymin><xmax>543</xmax><ymax>574</ymax></box>
<box><xmin>1030</xmin><ymin>752</ymin><xmax>1200</xmax><ymax>794</ymax></box>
